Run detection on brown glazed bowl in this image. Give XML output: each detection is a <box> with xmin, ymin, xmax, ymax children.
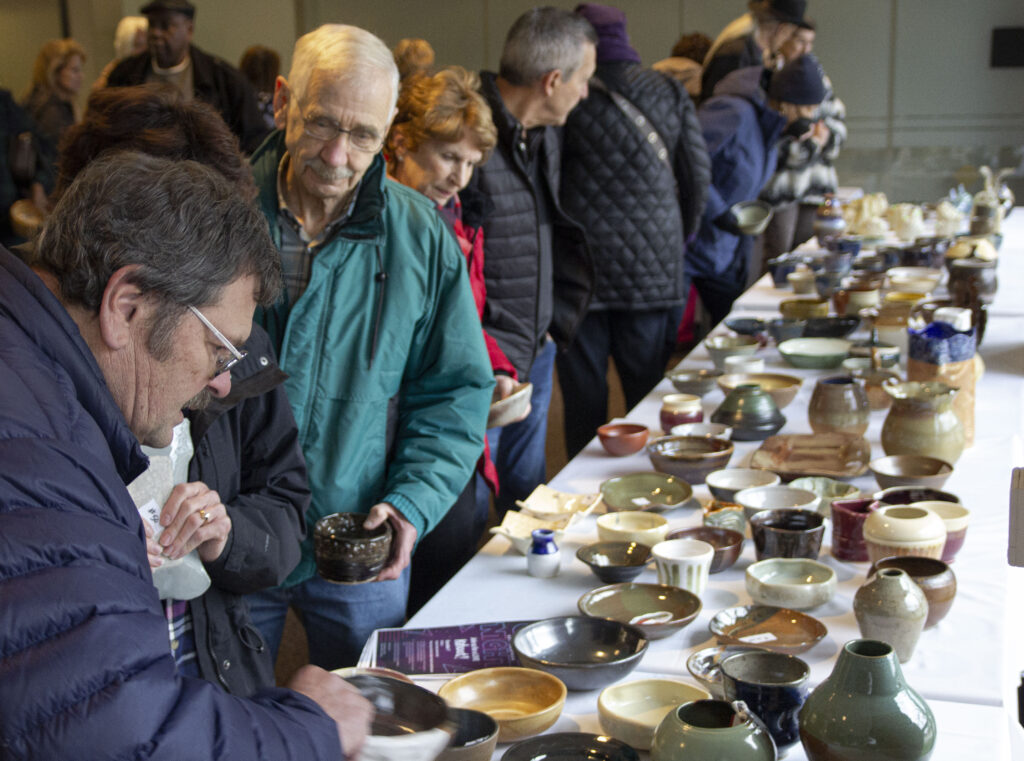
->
<box><xmin>666</xmin><ymin>526</ymin><xmax>745</xmax><ymax>573</ymax></box>
<box><xmin>576</xmin><ymin>541</ymin><xmax>653</xmax><ymax>584</ymax></box>
<box><xmin>647</xmin><ymin>435</ymin><xmax>734</xmax><ymax>484</ymax></box>
<box><xmin>869</xmin><ymin>455</ymin><xmax>954</xmax><ymax>491</ymax></box>
<box><xmin>314</xmin><ymin>512</ymin><xmax>392</xmax><ymax>583</ymax></box>
<box><xmin>869</xmin><ymin>556</ymin><xmax>957</xmax><ymax>629</ymax></box>
<box><xmin>748</xmin><ymin>509</ymin><xmax>825</xmax><ymax>560</ymax></box>
<box><xmin>597</xmin><ymin>423</ymin><xmax>650</xmax><ymax>456</ymax></box>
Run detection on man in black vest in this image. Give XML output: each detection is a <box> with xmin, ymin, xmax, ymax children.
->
<box><xmin>106</xmin><ymin>0</ymin><xmax>268</xmax><ymax>152</ymax></box>
<box><xmin>462</xmin><ymin>6</ymin><xmax>596</xmax><ymax>514</ymax></box>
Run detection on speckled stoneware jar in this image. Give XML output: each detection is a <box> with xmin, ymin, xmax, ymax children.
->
<box><xmin>800</xmin><ymin>639</ymin><xmax>936</xmax><ymax>760</ymax></box>
<box><xmin>854</xmin><ymin>568</ymin><xmax>928</xmax><ymax>663</ymax></box>
<box><xmin>314</xmin><ymin>512</ymin><xmax>392</xmax><ymax>583</ymax></box>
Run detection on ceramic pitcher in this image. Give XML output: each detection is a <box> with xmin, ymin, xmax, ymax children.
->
<box><xmin>651</xmin><ymin>699</ymin><xmax>777</xmax><ymax>761</ymax></box>
<box><xmin>799</xmin><ymin>639</ymin><xmax>936</xmax><ymax>760</ymax></box>
<box><xmin>880</xmin><ymin>381</ymin><xmax>965</xmax><ymax>463</ymax></box>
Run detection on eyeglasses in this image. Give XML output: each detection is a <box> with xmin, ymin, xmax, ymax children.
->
<box><xmin>188</xmin><ymin>305</ymin><xmax>247</xmax><ymax>376</ymax></box>
<box><xmin>301</xmin><ymin>109</ymin><xmax>383</xmax><ymax>152</ymax></box>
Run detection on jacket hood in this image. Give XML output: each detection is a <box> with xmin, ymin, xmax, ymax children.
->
<box><xmin>709</xmin><ymin>65</ymin><xmax>787</xmax><ymax>143</ymax></box>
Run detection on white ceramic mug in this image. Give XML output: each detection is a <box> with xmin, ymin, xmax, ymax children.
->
<box><xmin>651</xmin><ymin>538</ymin><xmax>714</xmax><ymax>595</ymax></box>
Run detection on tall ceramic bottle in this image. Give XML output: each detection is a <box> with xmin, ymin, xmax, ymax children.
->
<box><xmin>853</xmin><ymin>568</ymin><xmax>928</xmax><ymax>663</ymax></box>
<box><xmin>799</xmin><ymin>639</ymin><xmax>936</xmax><ymax>761</ymax></box>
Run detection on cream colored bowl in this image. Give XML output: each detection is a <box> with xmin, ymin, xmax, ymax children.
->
<box><xmin>598</xmin><ymin>678</ymin><xmax>711</xmax><ymax>750</ymax></box>
<box><xmin>597</xmin><ymin>511</ymin><xmax>670</xmax><ymax>546</ymax></box>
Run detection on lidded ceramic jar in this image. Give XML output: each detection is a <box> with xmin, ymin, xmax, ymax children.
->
<box><xmin>854</xmin><ymin>568</ymin><xmax>928</xmax><ymax>663</ymax></box>
<box><xmin>661</xmin><ymin>393</ymin><xmax>704</xmax><ymax>433</ymax></box>
<box><xmin>799</xmin><ymin>639</ymin><xmax>936</xmax><ymax>761</ymax></box>
<box><xmin>808</xmin><ymin>375</ymin><xmax>869</xmax><ymax>435</ymax></box>
<box><xmin>881</xmin><ymin>381</ymin><xmax>965</xmax><ymax>464</ymax></box>
<box><xmin>711</xmin><ymin>384</ymin><xmax>785</xmax><ymax>442</ymax></box>
<box><xmin>862</xmin><ymin>505</ymin><xmax>947</xmax><ymax>564</ymax></box>
<box><xmin>651</xmin><ymin>699</ymin><xmax>777</xmax><ymax>761</ymax></box>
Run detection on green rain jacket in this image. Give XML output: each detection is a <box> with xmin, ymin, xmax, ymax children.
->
<box><xmin>252</xmin><ymin>132</ymin><xmax>494</xmax><ymax>585</ymax></box>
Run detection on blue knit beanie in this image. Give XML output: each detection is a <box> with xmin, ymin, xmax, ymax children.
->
<box><xmin>769</xmin><ymin>53</ymin><xmax>826</xmax><ymax>105</ymax></box>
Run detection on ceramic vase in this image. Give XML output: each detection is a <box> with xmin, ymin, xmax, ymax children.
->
<box><xmin>872</xmin><ymin>556</ymin><xmax>957</xmax><ymax>629</ymax></box>
<box><xmin>808</xmin><ymin>376</ymin><xmax>869</xmax><ymax>435</ymax></box>
<box><xmin>799</xmin><ymin>639</ymin><xmax>936</xmax><ymax>761</ymax></box>
<box><xmin>651</xmin><ymin>699</ymin><xmax>777</xmax><ymax>761</ymax></box>
<box><xmin>711</xmin><ymin>384</ymin><xmax>786</xmax><ymax>442</ymax></box>
<box><xmin>853</xmin><ymin>568</ymin><xmax>928</xmax><ymax>662</ymax></box>
<box><xmin>527</xmin><ymin>529</ymin><xmax>560</xmax><ymax>578</ymax></box>
<box><xmin>881</xmin><ymin>381</ymin><xmax>965</xmax><ymax>464</ymax></box>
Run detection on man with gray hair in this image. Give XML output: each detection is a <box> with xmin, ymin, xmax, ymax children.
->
<box><xmin>460</xmin><ymin>7</ymin><xmax>596</xmax><ymax>517</ymax></box>
<box><xmin>246</xmin><ymin>24</ymin><xmax>494</xmax><ymax>669</ymax></box>
<box><xmin>0</xmin><ymin>151</ymin><xmax>372</xmax><ymax>758</ymax></box>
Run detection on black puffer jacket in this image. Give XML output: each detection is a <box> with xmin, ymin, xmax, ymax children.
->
<box><xmin>186</xmin><ymin>323</ymin><xmax>310</xmax><ymax>696</ymax></box>
<box><xmin>560</xmin><ymin>61</ymin><xmax>710</xmax><ymax>310</ymax></box>
<box><xmin>462</xmin><ymin>72</ymin><xmax>593</xmax><ymax>379</ymax></box>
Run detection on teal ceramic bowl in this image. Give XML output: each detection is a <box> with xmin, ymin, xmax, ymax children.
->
<box><xmin>778</xmin><ymin>338</ymin><xmax>852</xmax><ymax>369</ymax></box>
<box><xmin>789</xmin><ymin>476</ymin><xmax>860</xmax><ymax>516</ymax></box>
<box><xmin>600</xmin><ymin>473</ymin><xmax>694</xmax><ymax>513</ymax></box>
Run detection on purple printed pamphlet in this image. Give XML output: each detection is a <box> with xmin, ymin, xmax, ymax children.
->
<box><xmin>370</xmin><ymin>621</ymin><xmax>534</xmax><ymax>676</ymax></box>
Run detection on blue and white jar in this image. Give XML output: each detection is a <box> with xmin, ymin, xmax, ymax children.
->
<box><xmin>527</xmin><ymin>529</ymin><xmax>561</xmax><ymax>578</ymax></box>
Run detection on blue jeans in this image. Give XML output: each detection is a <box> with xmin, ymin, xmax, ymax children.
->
<box><xmin>247</xmin><ymin>569</ymin><xmax>410</xmax><ymax>670</ymax></box>
<box><xmin>489</xmin><ymin>338</ymin><xmax>556</xmax><ymax>516</ymax></box>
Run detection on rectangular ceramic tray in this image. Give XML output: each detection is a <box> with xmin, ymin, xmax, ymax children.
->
<box><xmin>750</xmin><ymin>432</ymin><xmax>871</xmax><ymax>479</ymax></box>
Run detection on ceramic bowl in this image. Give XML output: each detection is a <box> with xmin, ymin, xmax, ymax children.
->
<box><xmin>724</xmin><ymin>316</ymin><xmax>767</xmax><ymax>336</ymax></box>
<box><xmin>748</xmin><ymin>508</ymin><xmax>826</xmax><ymax>560</ymax></box>
<box><xmin>887</xmin><ymin>266</ymin><xmax>943</xmax><ymax>293</ymax></box>
<box><xmin>437</xmin><ymin>708</ymin><xmax>499</xmax><ymax>761</ymax></box>
<box><xmin>862</xmin><ymin>505</ymin><xmax>947</xmax><ymax>563</ymax></box>
<box><xmin>597</xmin><ymin>422</ymin><xmax>650</xmax><ymax>457</ymax></box>
<box><xmin>669</xmin><ymin>422</ymin><xmax>733</xmax><ymax>440</ymax></box>
<box><xmin>874</xmin><ymin>486</ymin><xmax>961</xmax><ymax>506</ymax></box>
<box><xmin>702</xmin><ymin>501</ymin><xmax>748</xmax><ymax>534</ymax></box>
<box><xmin>646</xmin><ymin>435</ymin><xmax>734</xmax><ymax>484</ymax></box>
<box><xmin>314</xmin><ymin>512</ymin><xmax>393</xmax><ymax>583</ymax></box>
<box><xmin>779</xmin><ymin>297</ymin><xmax>829</xmax><ymax>321</ymax></box>
<box><xmin>487</xmin><ymin>382</ymin><xmax>533</xmax><ymax>428</ymax></box>
<box><xmin>914</xmin><ymin>500</ymin><xmax>970</xmax><ymax>563</ymax></box>
<box><xmin>599</xmin><ymin>473</ymin><xmax>693</xmax><ymax>513</ymax></box>
<box><xmin>732</xmin><ymin>199</ymin><xmax>774</xmax><ymax>235</ymax></box>
<box><xmin>735</xmin><ymin>486</ymin><xmax>820</xmax><ymax>523</ymax></box>
<box><xmin>709</xmin><ymin>605</ymin><xmax>828</xmax><ymax>655</ymax></box>
<box><xmin>512</xmin><ymin>616</ymin><xmax>648</xmax><ymax>691</ymax></box>
<box><xmin>438</xmin><ymin>667</ymin><xmax>566</xmax><ymax>743</ymax></box>
<box><xmin>577</xmin><ymin>582</ymin><xmax>702</xmax><ymax>640</ymax></box>
<box><xmin>704</xmin><ymin>334</ymin><xmax>760</xmax><ymax>371</ymax></box>
<box><xmin>502</xmin><ymin>732</ymin><xmax>640</xmax><ymax>761</ymax></box>
<box><xmin>597</xmin><ymin>511</ymin><xmax>670</xmax><ymax>546</ymax></box>
<box><xmin>723</xmin><ymin>354</ymin><xmax>766</xmax><ymax>375</ymax></box>
<box><xmin>716</xmin><ymin>373</ymin><xmax>803</xmax><ymax>409</ymax></box>
<box><xmin>665</xmin><ymin>526</ymin><xmax>744</xmax><ymax>573</ymax></box>
<box><xmin>788</xmin><ymin>268</ymin><xmax>816</xmax><ymax>294</ymax></box>
<box><xmin>706</xmin><ymin>467</ymin><xmax>781</xmax><ymax>503</ymax></box>
<box><xmin>745</xmin><ymin>558</ymin><xmax>837</xmax><ymax>609</ymax></box>
<box><xmin>598</xmin><ymin>679</ymin><xmax>711</xmax><ymax>750</ymax></box>
<box><xmin>789</xmin><ymin>476</ymin><xmax>860</xmax><ymax>516</ymax></box>
<box><xmin>576</xmin><ymin>541</ymin><xmax>653</xmax><ymax>584</ymax></box>
<box><xmin>686</xmin><ymin>645</ymin><xmax>763</xmax><ymax>699</ymax></box>
<box><xmin>803</xmin><ymin>315</ymin><xmax>861</xmax><ymax>339</ymax></box>
<box><xmin>345</xmin><ymin>675</ymin><xmax>453</xmax><ymax>761</ymax></box>
<box><xmin>778</xmin><ymin>338</ymin><xmax>852</xmax><ymax>369</ymax></box>
<box><xmin>766</xmin><ymin>317</ymin><xmax>807</xmax><ymax>344</ymax></box>
<box><xmin>332</xmin><ymin>666</ymin><xmax>414</xmax><ymax>684</ymax></box>
<box><xmin>869</xmin><ymin>455</ymin><xmax>954</xmax><ymax>490</ymax></box>
<box><xmin>665</xmin><ymin>368</ymin><xmax>723</xmax><ymax>397</ymax></box>
<box><xmin>870</xmin><ymin>556</ymin><xmax>957</xmax><ymax>628</ymax></box>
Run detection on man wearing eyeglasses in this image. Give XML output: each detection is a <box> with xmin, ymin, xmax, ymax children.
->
<box><xmin>0</xmin><ymin>151</ymin><xmax>373</xmax><ymax>759</ymax></box>
<box><xmin>247</xmin><ymin>24</ymin><xmax>494</xmax><ymax>670</ymax></box>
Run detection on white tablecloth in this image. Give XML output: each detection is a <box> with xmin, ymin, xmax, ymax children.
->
<box><xmin>407</xmin><ymin>212</ymin><xmax>1024</xmax><ymax>759</ymax></box>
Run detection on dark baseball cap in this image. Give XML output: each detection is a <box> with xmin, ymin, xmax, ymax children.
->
<box><xmin>140</xmin><ymin>0</ymin><xmax>195</xmax><ymax>18</ymax></box>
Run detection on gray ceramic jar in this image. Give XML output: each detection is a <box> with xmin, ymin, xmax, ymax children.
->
<box><xmin>808</xmin><ymin>376</ymin><xmax>869</xmax><ymax>435</ymax></box>
<box><xmin>853</xmin><ymin>568</ymin><xmax>928</xmax><ymax>663</ymax></box>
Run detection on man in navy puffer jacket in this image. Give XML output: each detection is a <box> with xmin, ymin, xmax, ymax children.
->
<box><xmin>0</xmin><ymin>152</ymin><xmax>369</xmax><ymax>759</ymax></box>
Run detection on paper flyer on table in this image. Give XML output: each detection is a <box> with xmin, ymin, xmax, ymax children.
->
<box><xmin>357</xmin><ymin>621</ymin><xmax>534</xmax><ymax>678</ymax></box>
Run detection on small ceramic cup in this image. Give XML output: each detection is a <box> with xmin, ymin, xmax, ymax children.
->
<box><xmin>913</xmin><ymin>501</ymin><xmax>970</xmax><ymax>562</ymax></box>
<box><xmin>830</xmin><ymin>497</ymin><xmax>881</xmax><ymax>562</ymax></box>
<box><xmin>651</xmin><ymin>538</ymin><xmax>715</xmax><ymax>595</ymax></box>
<box><xmin>748</xmin><ymin>509</ymin><xmax>825</xmax><ymax>560</ymax></box>
<box><xmin>719</xmin><ymin>650</ymin><xmax>811</xmax><ymax>756</ymax></box>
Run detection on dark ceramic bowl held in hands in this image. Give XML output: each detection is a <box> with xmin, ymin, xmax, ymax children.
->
<box><xmin>314</xmin><ymin>512</ymin><xmax>392</xmax><ymax>583</ymax></box>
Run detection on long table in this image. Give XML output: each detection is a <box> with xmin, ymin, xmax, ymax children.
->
<box><xmin>406</xmin><ymin>213</ymin><xmax>1024</xmax><ymax>759</ymax></box>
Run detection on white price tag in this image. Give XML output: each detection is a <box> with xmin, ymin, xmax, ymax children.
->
<box><xmin>137</xmin><ymin>498</ymin><xmax>163</xmax><ymax>541</ymax></box>
<box><xmin>739</xmin><ymin>632</ymin><xmax>777</xmax><ymax>644</ymax></box>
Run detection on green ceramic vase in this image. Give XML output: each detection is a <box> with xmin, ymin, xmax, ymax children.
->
<box><xmin>799</xmin><ymin>639</ymin><xmax>936</xmax><ymax>761</ymax></box>
<box><xmin>711</xmin><ymin>384</ymin><xmax>786</xmax><ymax>442</ymax></box>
